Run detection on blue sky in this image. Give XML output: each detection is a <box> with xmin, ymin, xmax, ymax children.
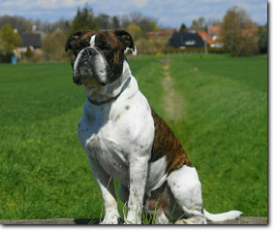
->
<box><xmin>0</xmin><ymin>0</ymin><xmax>267</xmax><ymax>27</ymax></box>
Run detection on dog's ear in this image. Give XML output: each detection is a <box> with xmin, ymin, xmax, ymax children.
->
<box><xmin>114</xmin><ymin>30</ymin><xmax>135</xmax><ymax>52</ymax></box>
<box><xmin>65</xmin><ymin>31</ymin><xmax>83</xmax><ymax>52</ymax></box>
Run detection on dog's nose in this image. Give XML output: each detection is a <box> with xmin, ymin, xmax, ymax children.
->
<box><xmin>83</xmin><ymin>48</ymin><xmax>95</xmax><ymax>57</ymax></box>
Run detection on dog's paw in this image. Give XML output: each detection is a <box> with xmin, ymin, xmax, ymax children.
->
<box><xmin>100</xmin><ymin>218</ymin><xmax>118</xmax><ymax>224</ymax></box>
<box><xmin>125</xmin><ymin>210</ymin><xmax>142</xmax><ymax>224</ymax></box>
<box><xmin>100</xmin><ymin>216</ymin><xmax>120</xmax><ymax>224</ymax></box>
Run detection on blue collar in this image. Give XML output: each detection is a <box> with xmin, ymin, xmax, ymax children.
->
<box><xmin>87</xmin><ymin>77</ymin><xmax>131</xmax><ymax>106</ymax></box>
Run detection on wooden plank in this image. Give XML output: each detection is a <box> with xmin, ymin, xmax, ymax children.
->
<box><xmin>0</xmin><ymin>217</ymin><xmax>267</xmax><ymax>225</ymax></box>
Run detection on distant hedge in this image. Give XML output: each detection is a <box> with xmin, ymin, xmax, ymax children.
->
<box><xmin>158</xmin><ymin>46</ymin><xmax>227</xmax><ymax>55</ymax></box>
<box><xmin>160</xmin><ymin>47</ymin><xmax>205</xmax><ymax>54</ymax></box>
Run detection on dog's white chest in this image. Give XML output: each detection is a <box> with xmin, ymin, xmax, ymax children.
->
<box><xmin>78</xmin><ymin>104</ymin><xmax>131</xmax><ymax>184</ymax></box>
<box><xmin>88</xmin><ymin>134</ymin><xmax>129</xmax><ymax>180</ymax></box>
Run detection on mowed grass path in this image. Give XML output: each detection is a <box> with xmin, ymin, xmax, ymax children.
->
<box><xmin>0</xmin><ymin>54</ymin><xmax>267</xmax><ymax>220</ymax></box>
<box><xmin>164</xmin><ymin>54</ymin><xmax>267</xmax><ymax>217</ymax></box>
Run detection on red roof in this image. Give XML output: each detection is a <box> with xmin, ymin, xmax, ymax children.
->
<box><xmin>241</xmin><ymin>28</ymin><xmax>258</xmax><ymax>37</ymax></box>
<box><xmin>197</xmin><ymin>31</ymin><xmax>209</xmax><ymax>39</ymax></box>
<box><xmin>210</xmin><ymin>26</ymin><xmax>220</xmax><ymax>34</ymax></box>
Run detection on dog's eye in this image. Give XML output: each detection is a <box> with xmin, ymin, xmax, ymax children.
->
<box><xmin>75</xmin><ymin>46</ymin><xmax>82</xmax><ymax>54</ymax></box>
<box><xmin>102</xmin><ymin>45</ymin><xmax>111</xmax><ymax>52</ymax></box>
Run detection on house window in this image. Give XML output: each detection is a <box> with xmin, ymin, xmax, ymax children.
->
<box><xmin>19</xmin><ymin>47</ymin><xmax>27</xmax><ymax>52</ymax></box>
<box><xmin>185</xmin><ymin>40</ymin><xmax>195</xmax><ymax>46</ymax></box>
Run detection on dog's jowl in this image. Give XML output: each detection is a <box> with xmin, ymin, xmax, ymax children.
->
<box><xmin>65</xmin><ymin>30</ymin><xmax>242</xmax><ymax>224</ymax></box>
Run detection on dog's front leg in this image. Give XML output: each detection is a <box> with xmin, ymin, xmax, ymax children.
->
<box><xmin>87</xmin><ymin>155</ymin><xmax>120</xmax><ymax>224</ymax></box>
<box><xmin>126</xmin><ymin>155</ymin><xmax>149</xmax><ymax>224</ymax></box>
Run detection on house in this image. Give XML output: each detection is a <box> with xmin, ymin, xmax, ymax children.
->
<box><xmin>197</xmin><ymin>31</ymin><xmax>209</xmax><ymax>40</ymax></box>
<box><xmin>208</xmin><ymin>26</ymin><xmax>221</xmax><ymax>36</ymax></box>
<box><xmin>18</xmin><ymin>32</ymin><xmax>42</xmax><ymax>52</ymax></box>
<box><xmin>205</xmin><ymin>26</ymin><xmax>257</xmax><ymax>49</ymax></box>
<box><xmin>241</xmin><ymin>28</ymin><xmax>258</xmax><ymax>37</ymax></box>
<box><xmin>203</xmin><ymin>26</ymin><xmax>223</xmax><ymax>48</ymax></box>
<box><xmin>14</xmin><ymin>32</ymin><xmax>42</xmax><ymax>58</ymax></box>
<box><xmin>168</xmin><ymin>32</ymin><xmax>204</xmax><ymax>48</ymax></box>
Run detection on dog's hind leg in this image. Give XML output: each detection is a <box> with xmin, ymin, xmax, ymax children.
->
<box><xmin>167</xmin><ymin>165</ymin><xmax>207</xmax><ymax>224</ymax></box>
<box><xmin>155</xmin><ymin>211</ymin><xmax>170</xmax><ymax>224</ymax></box>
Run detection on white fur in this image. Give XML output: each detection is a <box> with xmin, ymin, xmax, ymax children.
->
<box><xmin>77</xmin><ymin>56</ymin><xmax>242</xmax><ymax>224</ymax></box>
<box><xmin>90</xmin><ymin>35</ymin><xmax>96</xmax><ymax>47</ymax></box>
<box><xmin>73</xmin><ymin>48</ymin><xmax>84</xmax><ymax>74</ymax></box>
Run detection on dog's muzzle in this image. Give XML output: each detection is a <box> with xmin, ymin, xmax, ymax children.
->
<box><xmin>73</xmin><ymin>47</ymin><xmax>107</xmax><ymax>86</ymax></box>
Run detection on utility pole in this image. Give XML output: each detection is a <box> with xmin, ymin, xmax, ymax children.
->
<box><xmin>203</xmin><ymin>37</ymin><xmax>208</xmax><ymax>53</ymax></box>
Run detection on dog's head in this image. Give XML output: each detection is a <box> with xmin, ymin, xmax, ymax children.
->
<box><xmin>65</xmin><ymin>30</ymin><xmax>135</xmax><ymax>87</ymax></box>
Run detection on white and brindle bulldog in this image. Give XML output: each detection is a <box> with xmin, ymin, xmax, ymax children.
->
<box><xmin>65</xmin><ymin>30</ymin><xmax>242</xmax><ymax>224</ymax></box>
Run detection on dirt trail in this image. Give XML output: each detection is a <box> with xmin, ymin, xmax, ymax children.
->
<box><xmin>160</xmin><ymin>59</ymin><xmax>187</xmax><ymax>121</ymax></box>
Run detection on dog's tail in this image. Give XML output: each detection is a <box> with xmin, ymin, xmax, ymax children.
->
<box><xmin>203</xmin><ymin>209</ymin><xmax>243</xmax><ymax>222</ymax></box>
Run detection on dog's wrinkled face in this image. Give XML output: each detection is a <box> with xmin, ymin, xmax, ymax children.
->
<box><xmin>65</xmin><ymin>30</ymin><xmax>134</xmax><ymax>87</ymax></box>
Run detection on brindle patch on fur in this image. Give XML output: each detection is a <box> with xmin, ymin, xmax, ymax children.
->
<box><xmin>144</xmin><ymin>182</ymin><xmax>182</xmax><ymax>222</ymax></box>
<box><xmin>144</xmin><ymin>183</ymin><xmax>167</xmax><ymax>212</ymax></box>
<box><xmin>94</xmin><ymin>31</ymin><xmax>126</xmax><ymax>83</ymax></box>
<box><xmin>150</xmin><ymin>108</ymin><xmax>193</xmax><ymax>174</ymax></box>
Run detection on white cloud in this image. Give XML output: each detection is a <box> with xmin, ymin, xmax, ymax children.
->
<box><xmin>202</xmin><ymin>0</ymin><xmax>222</xmax><ymax>3</ymax></box>
<box><xmin>131</xmin><ymin>0</ymin><xmax>148</xmax><ymax>8</ymax></box>
<box><xmin>236</xmin><ymin>2</ymin><xmax>267</xmax><ymax>11</ymax></box>
<box><xmin>2</xmin><ymin>0</ymin><xmax>28</xmax><ymax>7</ymax></box>
<box><xmin>1</xmin><ymin>0</ymin><xmax>95</xmax><ymax>10</ymax></box>
<box><xmin>63</xmin><ymin>0</ymin><xmax>95</xmax><ymax>8</ymax></box>
<box><xmin>31</xmin><ymin>0</ymin><xmax>59</xmax><ymax>9</ymax></box>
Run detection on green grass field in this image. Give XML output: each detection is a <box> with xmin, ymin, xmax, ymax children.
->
<box><xmin>0</xmin><ymin>54</ymin><xmax>267</xmax><ymax>221</ymax></box>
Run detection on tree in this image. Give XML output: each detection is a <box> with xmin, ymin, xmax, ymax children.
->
<box><xmin>179</xmin><ymin>23</ymin><xmax>187</xmax><ymax>33</ymax></box>
<box><xmin>190</xmin><ymin>17</ymin><xmax>206</xmax><ymax>32</ymax></box>
<box><xmin>129</xmin><ymin>12</ymin><xmax>142</xmax><ymax>25</ymax></box>
<box><xmin>198</xmin><ymin>17</ymin><xmax>205</xmax><ymax>28</ymax></box>
<box><xmin>126</xmin><ymin>24</ymin><xmax>142</xmax><ymax>41</ymax></box>
<box><xmin>112</xmin><ymin>16</ymin><xmax>120</xmax><ymax>29</ymax></box>
<box><xmin>139</xmin><ymin>17</ymin><xmax>157</xmax><ymax>32</ymax></box>
<box><xmin>191</xmin><ymin>20</ymin><xmax>198</xmax><ymax>29</ymax></box>
<box><xmin>0</xmin><ymin>23</ymin><xmax>21</xmax><ymax>54</ymax></box>
<box><xmin>121</xmin><ymin>15</ymin><xmax>130</xmax><ymax>30</ymax></box>
<box><xmin>0</xmin><ymin>15</ymin><xmax>28</xmax><ymax>32</ymax></box>
<box><xmin>42</xmin><ymin>29</ymin><xmax>68</xmax><ymax>61</ymax></box>
<box><xmin>150</xmin><ymin>22</ymin><xmax>160</xmax><ymax>32</ymax></box>
<box><xmin>258</xmin><ymin>29</ymin><xmax>267</xmax><ymax>54</ymax></box>
<box><xmin>206</xmin><ymin>18</ymin><xmax>222</xmax><ymax>27</ymax></box>
<box><xmin>219</xmin><ymin>6</ymin><xmax>259</xmax><ymax>57</ymax></box>
<box><xmin>97</xmin><ymin>13</ymin><xmax>111</xmax><ymax>29</ymax></box>
<box><xmin>119</xmin><ymin>12</ymin><xmax>158</xmax><ymax>34</ymax></box>
<box><xmin>68</xmin><ymin>4</ymin><xmax>99</xmax><ymax>35</ymax></box>
<box><xmin>51</xmin><ymin>19</ymin><xmax>71</xmax><ymax>33</ymax></box>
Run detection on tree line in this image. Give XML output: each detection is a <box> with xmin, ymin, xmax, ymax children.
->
<box><xmin>0</xmin><ymin>4</ymin><xmax>267</xmax><ymax>62</ymax></box>
<box><xmin>0</xmin><ymin>4</ymin><xmax>161</xmax><ymax>62</ymax></box>
<box><xmin>0</xmin><ymin>5</ymin><xmax>159</xmax><ymax>34</ymax></box>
